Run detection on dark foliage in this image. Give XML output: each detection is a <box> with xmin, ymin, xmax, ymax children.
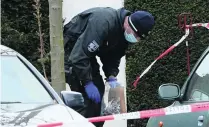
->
<box><xmin>1</xmin><ymin>0</ymin><xmax>51</xmax><ymax>80</ymax></box>
<box><xmin>124</xmin><ymin>0</ymin><xmax>209</xmax><ymax>126</ymax></box>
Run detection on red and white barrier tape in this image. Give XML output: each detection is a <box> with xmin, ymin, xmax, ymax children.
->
<box><xmin>37</xmin><ymin>102</ymin><xmax>209</xmax><ymax>127</ymax></box>
<box><xmin>133</xmin><ymin>23</ymin><xmax>209</xmax><ymax>88</ymax></box>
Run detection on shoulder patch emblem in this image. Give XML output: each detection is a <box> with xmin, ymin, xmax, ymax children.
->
<box><xmin>88</xmin><ymin>40</ymin><xmax>99</xmax><ymax>52</ymax></box>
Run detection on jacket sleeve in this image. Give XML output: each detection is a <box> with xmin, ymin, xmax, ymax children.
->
<box><xmin>69</xmin><ymin>18</ymin><xmax>108</xmax><ymax>84</ymax></box>
<box><xmin>100</xmin><ymin>53</ymin><xmax>122</xmax><ymax>78</ymax></box>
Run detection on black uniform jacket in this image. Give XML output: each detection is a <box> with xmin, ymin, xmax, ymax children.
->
<box><xmin>64</xmin><ymin>7</ymin><xmax>131</xmax><ymax>84</ymax></box>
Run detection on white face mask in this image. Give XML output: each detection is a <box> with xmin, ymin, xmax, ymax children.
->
<box><xmin>124</xmin><ymin>31</ymin><xmax>138</xmax><ymax>43</ymax></box>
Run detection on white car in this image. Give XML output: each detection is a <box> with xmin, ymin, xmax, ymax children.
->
<box><xmin>0</xmin><ymin>45</ymin><xmax>95</xmax><ymax>127</ymax></box>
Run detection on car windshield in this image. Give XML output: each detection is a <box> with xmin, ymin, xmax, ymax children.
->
<box><xmin>1</xmin><ymin>55</ymin><xmax>53</xmax><ymax>104</ymax></box>
<box><xmin>186</xmin><ymin>53</ymin><xmax>209</xmax><ymax>101</ymax></box>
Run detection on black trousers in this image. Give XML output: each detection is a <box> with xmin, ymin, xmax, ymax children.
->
<box><xmin>64</xmin><ymin>34</ymin><xmax>105</xmax><ymax>127</ymax></box>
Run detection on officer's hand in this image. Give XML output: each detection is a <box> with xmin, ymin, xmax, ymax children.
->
<box><xmin>84</xmin><ymin>81</ymin><xmax>101</xmax><ymax>104</ymax></box>
<box><xmin>106</xmin><ymin>76</ymin><xmax>120</xmax><ymax>88</ymax></box>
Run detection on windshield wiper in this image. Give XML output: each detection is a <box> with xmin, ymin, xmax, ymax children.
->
<box><xmin>1</xmin><ymin>101</ymin><xmax>22</xmax><ymax>104</ymax></box>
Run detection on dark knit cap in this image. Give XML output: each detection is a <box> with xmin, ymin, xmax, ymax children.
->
<box><xmin>128</xmin><ymin>11</ymin><xmax>155</xmax><ymax>38</ymax></box>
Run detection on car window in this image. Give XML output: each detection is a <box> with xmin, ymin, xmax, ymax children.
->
<box><xmin>186</xmin><ymin>53</ymin><xmax>209</xmax><ymax>101</ymax></box>
<box><xmin>190</xmin><ymin>89</ymin><xmax>209</xmax><ymax>101</ymax></box>
<box><xmin>1</xmin><ymin>56</ymin><xmax>53</xmax><ymax>103</ymax></box>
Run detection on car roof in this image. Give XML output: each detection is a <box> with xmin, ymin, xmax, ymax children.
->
<box><xmin>0</xmin><ymin>45</ymin><xmax>18</xmax><ymax>56</ymax></box>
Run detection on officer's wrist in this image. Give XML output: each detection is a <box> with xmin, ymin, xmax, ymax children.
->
<box><xmin>82</xmin><ymin>80</ymin><xmax>92</xmax><ymax>86</ymax></box>
<box><xmin>108</xmin><ymin>75</ymin><xmax>115</xmax><ymax>79</ymax></box>
<box><xmin>107</xmin><ymin>76</ymin><xmax>117</xmax><ymax>82</ymax></box>
<box><xmin>85</xmin><ymin>81</ymin><xmax>93</xmax><ymax>87</ymax></box>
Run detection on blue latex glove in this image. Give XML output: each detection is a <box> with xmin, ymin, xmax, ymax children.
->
<box><xmin>106</xmin><ymin>77</ymin><xmax>120</xmax><ymax>88</ymax></box>
<box><xmin>84</xmin><ymin>81</ymin><xmax>101</xmax><ymax>104</ymax></box>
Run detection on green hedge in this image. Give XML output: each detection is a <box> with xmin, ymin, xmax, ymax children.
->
<box><xmin>1</xmin><ymin>0</ymin><xmax>51</xmax><ymax>80</ymax></box>
<box><xmin>124</xmin><ymin>0</ymin><xmax>209</xmax><ymax>126</ymax></box>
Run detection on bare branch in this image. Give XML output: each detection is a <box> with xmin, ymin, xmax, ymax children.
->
<box><xmin>33</xmin><ymin>0</ymin><xmax>48</xmax><ymax>81</ymax></box>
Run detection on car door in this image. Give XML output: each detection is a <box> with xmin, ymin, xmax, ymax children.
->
<box><xmin>180</xmin><ymin>50</ymin><xmax>209</xmax><ymax>127</ymax></box>
<box><xmin>147</xmin><ymin>48</ymin><xmax>209</xmax><ymax>127</ymax></box>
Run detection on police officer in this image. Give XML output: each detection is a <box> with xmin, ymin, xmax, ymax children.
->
<box><xmin>63</xmin><ymin>7</ymin><xmax>155</xmax><ymax>127</ymax></box>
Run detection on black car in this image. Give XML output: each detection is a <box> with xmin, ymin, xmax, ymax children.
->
<box><xmin>0</xmin><ymin>45</ymin><xmax>95</xmax><ymax>127</ymax></box>
<box><xmin>146</xmin><ymin>46</ymin><xmax>209</xmax><ymax>127</ymax></box>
